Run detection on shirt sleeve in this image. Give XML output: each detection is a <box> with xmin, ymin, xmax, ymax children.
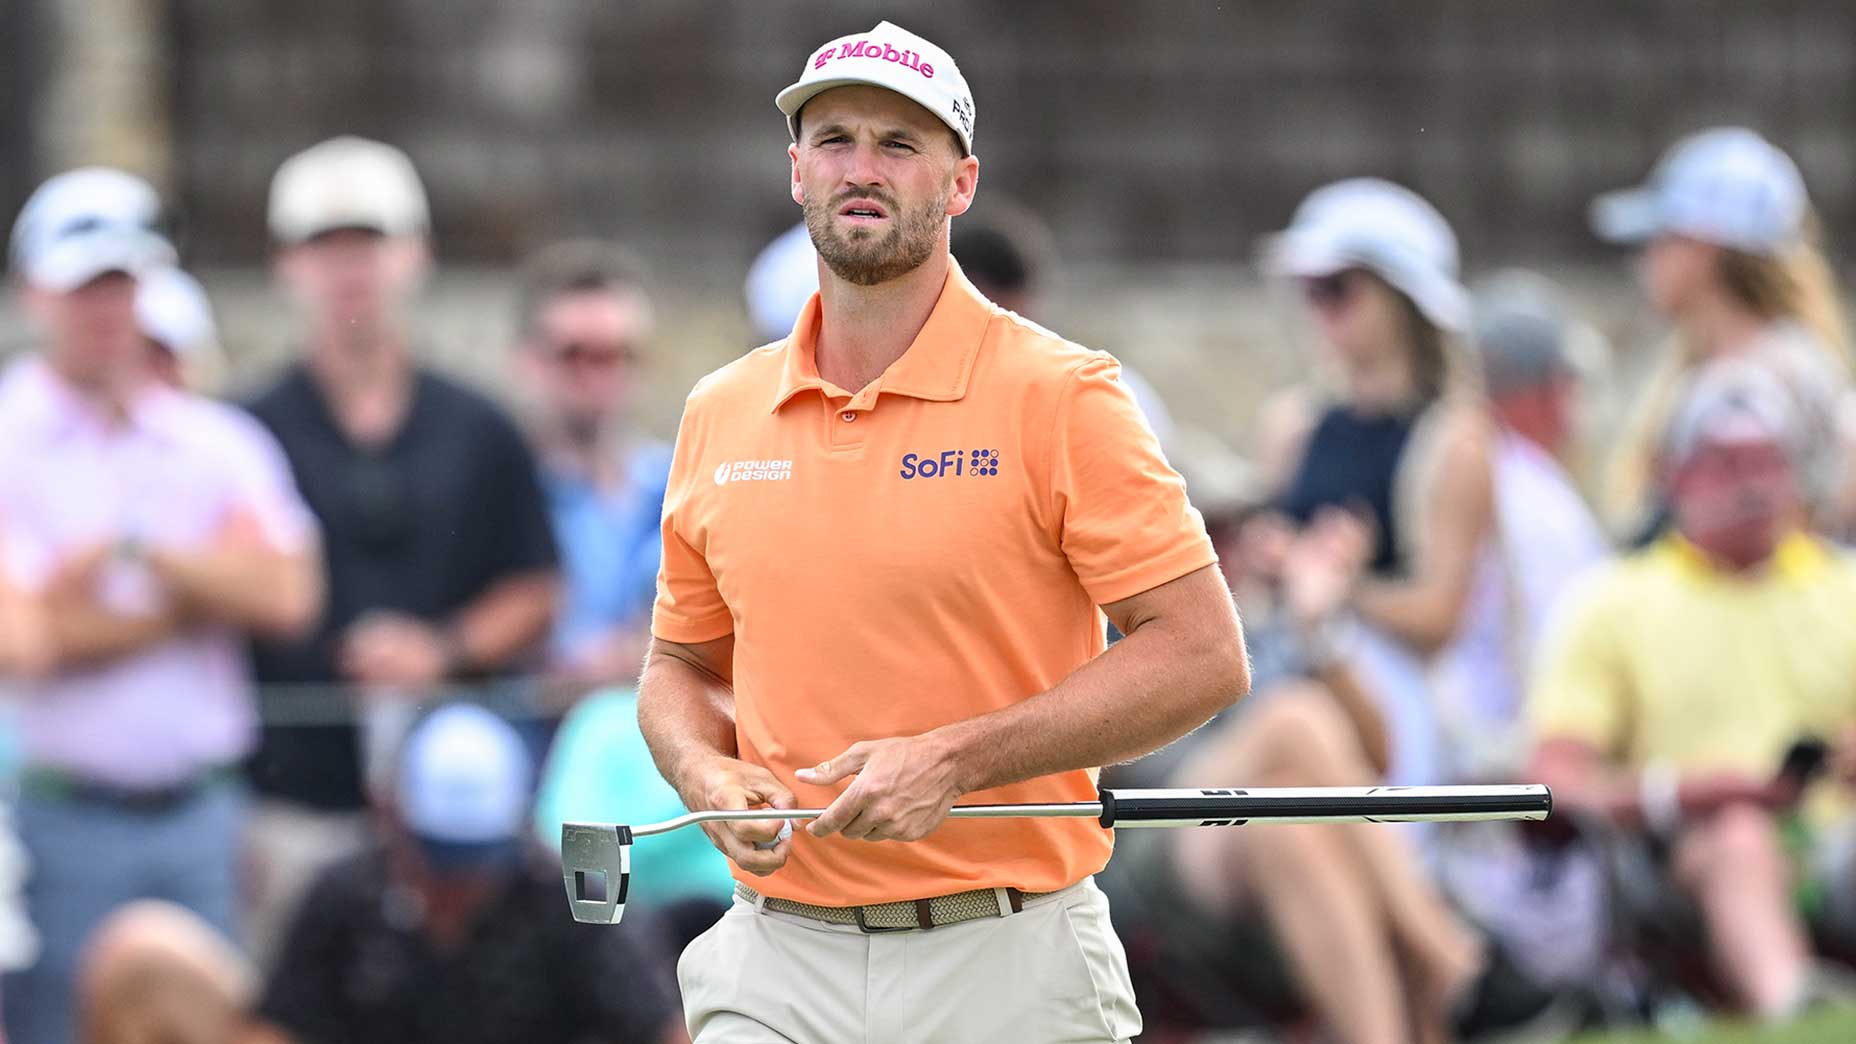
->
<box><xmin>1048</xmin><ymin>354</ymin><xmax>1218</xmax><ymax>606</ymax></box>
<box><xmin>652</xmin><ymin>403</ymin><xmax>733</xmax><ymax>643</ymax></box>
<box><xmin>220</xmin><ymin>409</ymin><xmax>319</xmax><ymax>553</ymax></box>
<box><xmin>1526</xmin><ymin>570</ymin><xmax>1633</xmax><ymax>757</ymax></box>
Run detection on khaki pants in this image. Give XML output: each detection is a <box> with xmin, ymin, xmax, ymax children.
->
<box><xmin>678</xmin><ymin>877</ymin><xmax>1140</xmax><ymax>1044</ymax></box>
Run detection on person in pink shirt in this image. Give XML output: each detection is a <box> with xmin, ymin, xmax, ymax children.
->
<box><xmin>0</xmin><ymin>168</ymin><xmax>323</xmax><ymax>1044</ymax></box>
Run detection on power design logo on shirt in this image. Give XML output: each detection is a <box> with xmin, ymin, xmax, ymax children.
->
<box><xmin>899</xmin><ymin>449</ymin><xmax>1002</xmax><ymax>480</ymax></box>
<box><xmin>714</xmin><ymin>459</ymin><xmax>794</xmax><ymax>485</ymax></box>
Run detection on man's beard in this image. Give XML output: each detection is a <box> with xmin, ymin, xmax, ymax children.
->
<box><xmin>804</xmin><ymin>187</ymin><xmax>947</xmax><ymax>287</ymax></box>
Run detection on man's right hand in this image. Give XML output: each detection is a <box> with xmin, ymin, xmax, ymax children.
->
<box><xmin>684</xmin><ymin>755</ymin><xmax>796</xmax><ymax>876</ymax></box>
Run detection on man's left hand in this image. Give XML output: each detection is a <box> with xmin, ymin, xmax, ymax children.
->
<box><xmin>797</xmin><ymin>733</ymin><xmax>966</xmax><ymax>842</ymax></box>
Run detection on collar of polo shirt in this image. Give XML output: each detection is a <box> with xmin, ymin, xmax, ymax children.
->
<box><xmin>769</xmin><ymin>259</ymin><xmax>991</xmax><ymax>414</ymax></box>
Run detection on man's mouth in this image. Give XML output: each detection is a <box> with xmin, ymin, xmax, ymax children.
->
<box><xmin>838</xmin><ymin>200</ymin><xmax>889</xmax><ymax>221</ymax></box>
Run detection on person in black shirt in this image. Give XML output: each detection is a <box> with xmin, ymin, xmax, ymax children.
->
<box><xmin>241</xmin><ymin>136</ymin><xmax>559</xmax><ymax>963</ymax></box>
<box><xmin>255</xmin><ymin>703</ymin><xmax>685</xmax><ymax>1044</ymax></box>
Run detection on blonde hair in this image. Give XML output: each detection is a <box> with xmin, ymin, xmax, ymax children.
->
<box><xmin>1604</xmin><ymin>223</ymin><xmax>1850</xmax><ymax>530</ymax></box>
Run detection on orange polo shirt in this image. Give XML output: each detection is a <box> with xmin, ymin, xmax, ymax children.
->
<box><xmin>653</xmin><ymin>259</ymin><xmax>1216</xmax><ymax>906</ymax></box>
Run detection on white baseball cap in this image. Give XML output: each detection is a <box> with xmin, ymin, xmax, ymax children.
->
<box><xmin>1664</xmin><ymin>357</ymin><xmax>1801</xmax><ymax>468</ymax></box>
<box><xmin>777</xmin><ymin>21</ymin><xmax>976</xmax><ymax>155</ymax></box>
<box><xmin>8</xmin><ymin>167</ymin><xmax>175</xmax><ymax>292</ymax></box>
<box><xmin>1269</xmin><ymin>178</ymin><xmax>1469</xmax><ymax>331</ymax></box>
<box><xmin>396</xmin><ymin>703</ymin><xmax>533</xmax><ymax>869</ymax></box>
<box><xmin>268</xmin><ymin>136</ymin><xmax>430</xmax><ymax>245</ymax></box>
<box><xmin>1591</xmin><ymin>127</ymin><xmax>1808</xmax><ymax>256</ymax></box>
<box><xmin>135</xmin><ymin>266</ymin><xmax>219</xmax><ymax>359</ymax></box>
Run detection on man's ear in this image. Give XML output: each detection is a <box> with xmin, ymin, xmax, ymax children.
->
<box><xmin>790</xmin><ymin>143</ymin><xmax>805</xmax><ymax>207</ymax></box>
<box><xmin>945</xmin><ymin>154</ymin><xmax>980</xmax><ymax>219</ymax></box>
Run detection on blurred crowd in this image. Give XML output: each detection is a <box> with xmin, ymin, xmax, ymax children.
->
<box><xmin>0</xmin><ymin>117</ymin><xmax>1852</xmax><ymax>1044</ymax></box>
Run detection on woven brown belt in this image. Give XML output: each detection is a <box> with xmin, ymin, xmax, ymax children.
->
<box><xmin>736</xmin><ymin>882</ymin><xmax>1052</xmax><ymax>933</ymax></box>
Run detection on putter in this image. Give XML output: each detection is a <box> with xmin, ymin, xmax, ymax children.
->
<box><xmin>562</xmin><ymin>783</ymin><xmax>1550</xmax><ymax>925</ymax></box>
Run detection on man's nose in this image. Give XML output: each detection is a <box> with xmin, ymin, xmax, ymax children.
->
<box><xmin>842</xmin><ymin>142</ymin><xmax>888</xmax><ymax>189</ymax></box>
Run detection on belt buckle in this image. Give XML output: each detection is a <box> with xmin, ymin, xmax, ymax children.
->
<box><xmin>852</xmin><ymin>904</ymin><xmax>916</xmax><ymax>934</ymax></box>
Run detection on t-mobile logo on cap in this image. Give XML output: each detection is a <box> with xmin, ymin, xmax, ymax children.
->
<box><xmin>714</xmin><ymin>459</ymin><xmax>794</xmax><ymax>485</ymax></box>
<box><xmin>813</xmin><ymin>39</ymin><xmax>936</xmax><ymax>78</ymax></box>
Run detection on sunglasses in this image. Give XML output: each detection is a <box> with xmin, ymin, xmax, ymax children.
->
<box><xmin>548</xmin><ymin>341</ymin><xmax>639</xmax><ymax>369</ymax></box>
<box><xmin>1301</xmin><ymin>271</ymin><xmax>1363</xmax><ymax>310</ymax></box>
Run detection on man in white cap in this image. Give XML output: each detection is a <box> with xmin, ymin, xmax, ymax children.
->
<box><xmin>240</xmin><ymin>137</ymin><xmax>560</xmax><ymax>963</ymax></box>
<box><xmin>136</xmin><ymin>265</ymin><xmax>227</xmax><ymax>394</ymax></box>
<box><xmin>1530</xmin><ymin>360</ymin><xmax>1856</xmax><ymax>1020</ymax></box>
<box><xmin>0</xmin><ymin>169</ymin><xmax>323</xmax><ymax>1044</ymax></box>
<box><xmin>643</xmin><ymin>22</ymin><xmax>1247</xmax><ymax>1042</ymax></box>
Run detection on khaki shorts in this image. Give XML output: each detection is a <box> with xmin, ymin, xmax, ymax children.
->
<box><xmin>678</xmin><ymin>877</ymin><xmax>1140</xmax><ymax>1044</ymax></box>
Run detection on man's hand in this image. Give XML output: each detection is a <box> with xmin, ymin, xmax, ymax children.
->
<box><xmin>685</xmin><ymin>755</ymin><xmax>797</xmax><ymax>876</ymax></box>
<box><xmin>338</xmin><ymin>611</ymin><xmax>452</xmax><ymax>689</ymax></box>
<box><xmin>798</xmin><ymin>734</ymin><xmax>966</xmax><ymax>842</ymax></box>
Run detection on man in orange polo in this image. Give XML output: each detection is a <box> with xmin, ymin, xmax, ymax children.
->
<box><xmin>643</xmin><ymin>21</ymin><xmax>1249</xmax><ymax>1043</ymax></box>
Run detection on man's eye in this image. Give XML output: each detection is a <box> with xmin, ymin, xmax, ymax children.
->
<box><xmin>883</xmin><ymin>141</ymin><xmax>915</xmax><ymax>152</ymax></box>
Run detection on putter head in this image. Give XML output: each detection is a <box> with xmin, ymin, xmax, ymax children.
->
<box><xmin>561</xmin><ymin>823</ymin><xmax>632</xmax><ymax>924</ymax></box>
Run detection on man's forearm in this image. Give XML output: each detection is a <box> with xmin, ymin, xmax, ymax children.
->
<box><xmin>147</xmin><ymin>547</ymin><xmax>323</xmax><ymax>639</ymax></box>
<box><xmin>637</xmin><ymin>647</ymin><xmax>741</xmax><ymax>804</ymax></box>
<box><xmin>46</xmin><ymin>601</ymin><xmax>178</xmax><ymax>670</ymax></box>
<box><xmin>449</xmin><ymin>571</ymin><xmax>557</xmax><ymax>673</ymax></box>
<box><xmin>932</xmin><ymin>611</ymin><xmax>1248</xmax><ymax>796</ymax></box>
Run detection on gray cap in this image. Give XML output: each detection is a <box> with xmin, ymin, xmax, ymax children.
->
<box><xmin>1471</xmin><ymin>270</ymin><xmax>1577</xmax><ymax>394</ymax></box>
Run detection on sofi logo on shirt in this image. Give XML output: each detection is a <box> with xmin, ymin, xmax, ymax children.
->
<box><xmin>714</xmin><ymin>459</ymin><xmax>793</xmax><ymax>485</ymax></box>
<box><xmin>899</xmin><ymin>449</ymin><xmax>1001</xmax><ymax>479</ymax></box>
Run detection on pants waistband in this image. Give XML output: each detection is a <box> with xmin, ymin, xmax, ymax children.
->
<box><xmin>736</xmin><ymin>879</ymin><xmax>1083</xmax><ymax>933</ymax></box>
<box><xmin>19</xmin><ymin>764</ymin><xmax>238</xmax><ymax>813</ymax></box>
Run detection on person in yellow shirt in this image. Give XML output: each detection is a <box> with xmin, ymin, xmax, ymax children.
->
<box><xmin>1529</xmin><ymin>358</ymin><xmax>1856</xmax><ymax>1020</ymax></box>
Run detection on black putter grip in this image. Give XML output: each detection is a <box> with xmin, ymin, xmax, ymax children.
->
<box><xmin>1097</xmin><ymin>785</ymin><xmax>1117</xmax><ymax>828</ymax></box>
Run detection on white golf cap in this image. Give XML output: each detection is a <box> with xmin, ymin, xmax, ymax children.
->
<box><xmin>1591</xmin><ymin>127</ymin><xmax>1807</xmax><ymax>256</ymax></box>
<box><xmin>396</xmin><ymin>703</ymin><xmax>533</xmax><ymax>851</ymax></box>
<box><xmin>1269</xmin><ymin>177</ymin><xmax>1469</xmax><ymax>331</ymax></box>
<box><xmin>268</xmin><ymin>135</ymin><xmax>430</xmax><ymax>245</ymax></box>
<box><xmin>777</xmin><ymin>21</ymin><xmax>976</xmax><ymax>155</ymax></box>
<box><xmin>744</xmin><ymin>221</ymin><xmax>820</xmax><ymax>342</ymax></box>
<box><xmin>1664</xmin><ymin>357</ymin><xmax>1801</xmax><ymax>467</ymax></box>
<box><xmin>8</xmin><ymin>167</ymin><xmax>175</xmax><ymax>292</ymax></box>
<box><xmin>135</xmin><ymin>266</ymin><xmax>219</xmax><ymax>359</ymax></box>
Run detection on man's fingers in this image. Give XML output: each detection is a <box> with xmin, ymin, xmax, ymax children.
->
<box><xmin>795</xmin><ymin>743</ymin><xmax>870</xmax><ymax>786</ymax></box>
<box><xmin>707</xmin><ymin>825</ymin><xmax>789</xmax><ymax>876</ymax></box>
<box><xmin>806</xmin><ymin>787</ymin><xmax>867</xmax><ymax>838</ymax></box>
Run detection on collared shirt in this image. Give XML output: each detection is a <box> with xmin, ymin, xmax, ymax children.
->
<box><xmin>655</xmin><ymin>260</ymin><xmax>1216</xmax><ymax>906</ymax></box>
<box><xmin>1529</xmin><ymin>532</ymin><xmax>1856</xmax><ymax>822</ymax></box>
<box><xmin>0</xmin><ymin>356</ymin><xmax>316</xmax><ymax>788</ymax></box>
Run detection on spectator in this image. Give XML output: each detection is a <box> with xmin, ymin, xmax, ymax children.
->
<box><xmin>1593</xmin><ymin>127</ymin><xmax>1852</xmax><ymax>542</ymax></box>
<box><xmin>1528</xmin><ymin>360</ymin><xmax>1856</xmax><ymax>1019</ymax></box>
<box><xmin>136</xmin><ymin>266</ymin><xmax>227</xmax><ymax>394</ymax></box>
<box><xmin>1263</xmin><ymin>177</ymin><xmax>1496</xmax><ymax>788</ymax></box>
<box><xmin>1102</xmin><ymin>486</ymin><xmax>1572</xmax><ymax>1044</ymax></box>
<box><xmin>1431</xmin><ymin>271</ymin><xmax>1613</xmax><ymax>775</ymax></box>
<box><xmin>513</xmin><ymin>240</ymin><xmax>670</xmax><ymax>695</ymax></box>
<box><xmin>77</xmin><ymin>901</ymin><xmax>257</xmax><ymax>1044</ymax></box>
<box><xmin>254</xmin><ymin>703</ymin><xmax>686</xmax><ymax>1044</ymax></box>
<box><xmin>241</xmin><ymin>136</ymin><xmax>560</xmax><ymax>962</ymax></box>
<box><xmin>0</xmin><ymin>168</ymin><xmax>322</xmax><ymax>1044</ymax></box>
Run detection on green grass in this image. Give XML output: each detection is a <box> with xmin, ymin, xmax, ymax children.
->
<box><xmin>1572</xmin><ymin>1005</ymin><xmax>1856</xmax><ymax>1044</ymax></box>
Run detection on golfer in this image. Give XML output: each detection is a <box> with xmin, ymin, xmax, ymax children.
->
<box><xmin>641</xmin><ymin>20</ymin><xmax>1248</xmax><ymax>1044</ymax></box>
